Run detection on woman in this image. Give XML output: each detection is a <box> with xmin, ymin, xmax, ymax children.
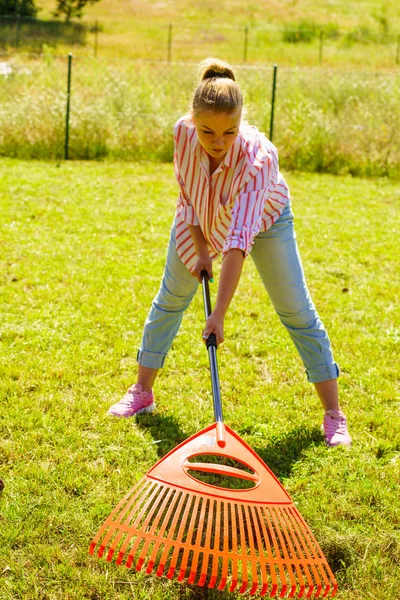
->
<box><xmin>108</xmin><ymin>58</ymin><xmax>351</xmax><ymax>447</ymax></box>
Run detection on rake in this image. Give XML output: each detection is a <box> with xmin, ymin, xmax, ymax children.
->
<box><xmin>90</xmin><ymin>272</ymin><xmax>338</xmax><ymax>597</ymax></box>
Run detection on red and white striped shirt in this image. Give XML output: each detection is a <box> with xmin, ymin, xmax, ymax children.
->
<box><xmin>173</xmin><ymin>115</ymin><xmax>290</xmax><ymax>270</ymax></box>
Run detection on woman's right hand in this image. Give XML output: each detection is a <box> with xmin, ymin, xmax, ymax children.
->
<box><xmin>190</xmin><ymin>254</ymin><xmax>213</xmax><ymax>283</ymax></box>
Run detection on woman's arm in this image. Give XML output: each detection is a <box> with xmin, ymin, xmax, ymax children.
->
<box><xmin>188</xmin><ymin>224</ymin><xmax>213</xmax><ymax>282</ymax></box>
<box><xmin>202</xmin><ymin>248</ymin><xmax>245</xmax><ymax>345</ymax></box>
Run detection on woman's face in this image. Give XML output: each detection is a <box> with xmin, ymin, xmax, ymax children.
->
<box><xmin>194</xmin><ymin>111</ymin><xmax>241</xmax><ymax>160</ymax></box>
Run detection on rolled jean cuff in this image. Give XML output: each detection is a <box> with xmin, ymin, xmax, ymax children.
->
<box><xmin>306</xmin><ymin>362</ymin><xmax>340</xmax><ymax>384</ymax></box>
<box><xmin>137</xmin><ymin>349</ymin><xmax>166</xmax><ymax>370</ymax></box>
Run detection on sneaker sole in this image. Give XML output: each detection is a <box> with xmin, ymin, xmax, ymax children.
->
<box><xmin>321</xmin><ymin>424</ymin><xmax>352</xmax><ymax>447</ymax></box>
<box><xmin>107</xmin><ymin>402</ymin><xmax>156</xmax><ymax>418</ymax></box>
<box><xmin>135</xmin><ymin>402</ymin><xmax>156</xmax><ymax>416</ymax></box>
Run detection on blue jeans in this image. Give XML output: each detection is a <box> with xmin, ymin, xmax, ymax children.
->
<box><xmin>137</xmin><ymin>202</ymin><xmax>339</xmax><ymax>384</ymax></box>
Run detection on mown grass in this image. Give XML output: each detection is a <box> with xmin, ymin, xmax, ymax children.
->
<box><xmin>9</xmin><ymin>0</ymin><xmax>397</xmax><ymax>68</ymax></box>
<box><xmin>2</xmin><ymin>55</ymin><xmax>400</xmax><ymax>178</ymax></box>
<box><xmin>37</xmin><ymin>0</ymin><xmax>400</xmax><ymax>31</ymax></box>
<box><xmin>1</xmin><ymin>159</ymin><xmax>399</xmax><ymax>599</ymax></box>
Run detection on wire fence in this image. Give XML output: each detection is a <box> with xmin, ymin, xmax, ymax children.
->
<box><xmin>1</xmin><ymin>53</ymin><xmax>400</xmax><ymax>177</ymax></box>
<box><xmin>1</xmin><ymin>15</ymin><xmax>400</xmax><ymax>68</ymax></box>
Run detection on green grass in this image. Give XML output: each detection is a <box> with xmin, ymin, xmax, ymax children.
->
<box><xmin>36</xmin><ymin>0</ymin><xmax>400</xmax><ymax>30</ymax></box>
<box><xmin>2</xmin><ymin>0</ymin><xmax>400</xmax><ymax>67</ymax></box>
<box><xmin>1</xmin><ymin>158</ymin><xmax>399</xmax><ymax>599</ymax></box>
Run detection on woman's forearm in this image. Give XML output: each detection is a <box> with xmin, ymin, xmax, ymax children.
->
<box><xmin>214</xmin><ymin>249</ymin><xmax>245</xmax><ymax>318</ymax></box>
<box><xmin>188</xmin><ymin>224</ymin><xmax>209</xmax><ymax>257</ymax></box>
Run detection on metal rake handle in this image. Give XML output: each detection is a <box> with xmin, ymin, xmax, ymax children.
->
<box><xmin>201</xmin><ymin>270</ymin><xmax>217</xmax><ymax>349</ymax></box>
<box><xmin>201</xmin><ymin>271</ymin><xmax>226</xmax><ymax>447</ymax></box>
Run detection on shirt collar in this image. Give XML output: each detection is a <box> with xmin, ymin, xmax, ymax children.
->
<box><xmin>225</xmin><ymin>136</ymin><xmax>242</xmax><ymax>168</ymax></box>
<box><xmin>239</xmin><ymin>126</ymin><xmax>272</xmax><ymax>169</ymax></box>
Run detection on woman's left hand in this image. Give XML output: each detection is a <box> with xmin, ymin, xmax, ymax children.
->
<box><xmin>202</xmin><ymin>312</ymin><xmax>224</xmax><ymax>346</ymax></box>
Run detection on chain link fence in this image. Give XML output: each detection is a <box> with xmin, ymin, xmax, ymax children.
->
<box><xmin>1</xmin><ymin>53</ymin><xmax>400</xmax><ymax>177</ymax></box>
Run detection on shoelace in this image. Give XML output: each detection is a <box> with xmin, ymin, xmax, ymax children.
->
<box><xmin>324</xmin><ymin>411</ymin><xmax>347</xmax><ymax>435</ymax></box>
<box><xmin>119</xmin><ymin>387</ymin><xmax>142</xmax><ymax>406</ymax></box>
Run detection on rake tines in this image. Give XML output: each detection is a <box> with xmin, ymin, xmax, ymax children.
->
<box><xmin>90</xmin><ymin>424</ymin><xmax>338</xmax><ymax>598</ymax></box>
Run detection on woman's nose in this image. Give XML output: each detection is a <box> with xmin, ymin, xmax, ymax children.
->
<box><xmin>213</xmin><ymin>137</ymin><xmax>224</xmax><ymax>148</ymax></box>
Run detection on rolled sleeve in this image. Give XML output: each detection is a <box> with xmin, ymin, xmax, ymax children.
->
<box><xmin>223</xmin><ymin>226</ymin><xmax>251</xmax><ymax>256</ymax></box>
<box><xmin>176</xmin><ymin>200</ymin><xmax>200</xmax><ymax>226</ymax></box>
<box><xmin>223</xmin><ymin>189</ymin><xmax>267</xmax><ymax>257</ymax></box>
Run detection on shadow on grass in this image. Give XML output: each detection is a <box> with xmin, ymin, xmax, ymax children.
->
<box><xmin>177</xmin><ymin>584</ymin><xmax>237</xmax><ymax>599</ymax></box>
<box><xmin>0</xmin><ymin>17</ymin><xmax>88</xmax><ymax>51</ymax></box>
<box><xmin>137</xmin><ymin>412</ymin><xmax>323</xmax><ymax>482</ymax></box>
<box><xmin>136</xmin><ymin>413</ymin><xmax>190</xmax><ymax>458</ymax></box>
<box><xmin>251</xmin><ymin>425</ymin><xmax>324</xmax><ymax>480</ymax></box>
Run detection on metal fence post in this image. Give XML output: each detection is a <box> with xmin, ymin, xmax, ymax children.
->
<box><xmin>15</xmin><ymin>13</ymin><xmax>21</xmax><ymax>49</ymax></box>
<box><xmin>94</xmin><ymin>20</ymin><xmax>99</xmax><ymax>57</ymax></box>
<box><xmin>269</xmin><ymin>64</ymin><xmax>278</xmax><ymax>142</ymax></box>
<box><xmin>319</xmin><ymin>30</ymin><xmax>324</xmax><ymax>64</ymax></box>
<box><xmin>65</xmin><ymin>53</ymin><xmax>73</xmax><ymax>160</ymax></box>
<box><xmin>167</xmin><ymin>23</ymin><xmax>172</xmax><ymax>62</ymax></box>
<box><xmin>243</xmin><ymin>26</ymin><xmax>249</xmax><ymax>63</ymax></box>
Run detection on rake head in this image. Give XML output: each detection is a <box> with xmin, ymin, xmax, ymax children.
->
<box><xmin>90</xmin><ymin>423</ymin><xmax>337</xmax><ymax>597</ymax></box>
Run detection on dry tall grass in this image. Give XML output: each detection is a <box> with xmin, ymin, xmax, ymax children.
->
<box><xmin>2</xmin><ymin>54</ymin><xmax>400</xmax><ymax>177</ymax></box>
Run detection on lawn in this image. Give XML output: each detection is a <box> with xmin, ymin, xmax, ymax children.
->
<box><xmin>3</xmin><ymin>0</ymin><xmax>400</xmax><ymax>68</ymax></box>
<box><xmin>0</xmin><ymin>159</ymin><xmax>399</xmax><ymax>599</ymax></box>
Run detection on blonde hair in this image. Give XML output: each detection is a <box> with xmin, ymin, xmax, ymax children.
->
<box><xmin>191</xmin><ymin>58</ymin><xmax>243</xmax><ymax>116</ymax></box>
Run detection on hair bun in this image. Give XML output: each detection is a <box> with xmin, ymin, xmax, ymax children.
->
<box><xmin>206</xmin><ymin>70</ymin><xmax>230</xmax><ymax>79</ymax></box>
<box><xmin>199</xmin><ymin>58</ymin><xmax>236</xmax><ymax>82</ymax></box>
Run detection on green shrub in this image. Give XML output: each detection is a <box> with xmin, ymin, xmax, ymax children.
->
<box><xmin>322</xmin><ymin>23</ymin><xmax>340</xmax><ymax>39</ymax></box>
<box><xmin>0</xmin><ymin>0</ymin><xmax>37</xmax><ymax>17</ymax></box>
<box><xmin>283</xmin><ymin>20</ymin><xmax>318</xmax><ymax>44</ymax></box>
<box><xmin>343</xmin><ymin>26</ymin><xmax>378</xmax><ymax>46</ymax></box>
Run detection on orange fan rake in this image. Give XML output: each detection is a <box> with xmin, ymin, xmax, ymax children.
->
<box><xmin>90</xmin><ymin>273</ymin><xmax>338</xmax><ymax>598</ymax></box>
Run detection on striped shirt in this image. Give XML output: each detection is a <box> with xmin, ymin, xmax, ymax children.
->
<box><xmin>174</xmin><ymin>114</ymin><xmax>290</xmax><ymax>270</ymax></box>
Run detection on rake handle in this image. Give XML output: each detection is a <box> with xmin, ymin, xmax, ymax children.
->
<box><xmin>201</xmin><ymin>271</ymin><xmax>226</xmax><ymax>448</ymax></box>
<box><xmin>201</xmin><ymin>270</ymin><xmax>217</xmax><ymax>348</ymax></box>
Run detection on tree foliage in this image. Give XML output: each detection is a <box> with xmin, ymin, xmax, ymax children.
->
<box><xmin>53</xmin><ymin>0</ymin><xmax>100</xmax><ymax>21</ymax></box>
<box><xmin>0</xmin><ymin>0</ymin><xmax>37</xmax><ymax>17</ymax></box>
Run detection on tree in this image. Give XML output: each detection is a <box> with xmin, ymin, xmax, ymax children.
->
<box><xmin>0</xmin><ymin>0</ymin><xmax>37</xmax><ymax>17</ymax></box>
<box><xmin>53</xmin><ymin>0</ymin><xmax>100</xmax><ymax>21</ymax></box>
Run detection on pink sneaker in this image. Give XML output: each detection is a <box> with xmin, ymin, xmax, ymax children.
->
<box><xmin>107</xmin><ymin>384</ymin><xmax>156</xmax><ymax>418</ymax></box>
<box><xmin>322</xmin><ymin>410</ymin><xmax>352</xmax><ymax>447</ymax></box>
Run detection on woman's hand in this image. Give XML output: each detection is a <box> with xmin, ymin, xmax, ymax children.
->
<box><xmin>201</xmin><ymin>249</ymin><xmax>244</xmax><ymax>348</ymax></box>
<box><xmin>190</xmin><ymin>254</ymin><xmax>213</xmax><ymax>283</ymax></box>
<box><xmin>202</xmin><ymin>311</ymin><xmax>224</xmax><ymax>346</ymax></box>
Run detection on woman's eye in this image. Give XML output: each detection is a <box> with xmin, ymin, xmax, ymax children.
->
<box><xmin>201</xmin><ymin>130</ymin><xmax>235</xmax><ymax>136</ymax></box>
